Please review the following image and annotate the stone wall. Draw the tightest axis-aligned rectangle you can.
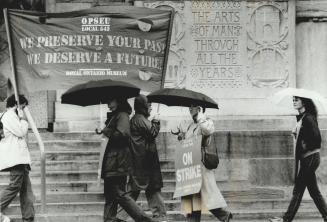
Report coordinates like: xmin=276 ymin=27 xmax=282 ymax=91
xmin=157 ymin=129 xmax=327 ymax=189
xmin=3 ymin=0 xmax=327 ymax=128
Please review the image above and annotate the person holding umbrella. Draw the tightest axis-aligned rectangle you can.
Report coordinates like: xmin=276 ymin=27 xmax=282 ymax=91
xmin=175 ymin=105 xmax=232 ymax=222
xmin=147 ymin=88 xmax=232 ymax=222
xmin=269 ymin=96 xmax=327 ymax=222
xmin=61 ymin=79 xmax=156 ymax=222
xmin=100 ymin=97 xmax=157 ymax=222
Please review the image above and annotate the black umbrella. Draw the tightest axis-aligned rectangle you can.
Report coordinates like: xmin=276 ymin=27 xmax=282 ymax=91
xmin=61 ymin=79 xmax=140 ymax=106
xmin=147 ymin=88 xmax=218 ymax=109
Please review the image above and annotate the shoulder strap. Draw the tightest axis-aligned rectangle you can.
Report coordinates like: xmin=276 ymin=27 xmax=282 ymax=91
xmin=0 ymin=111 xmax=6 ymax=121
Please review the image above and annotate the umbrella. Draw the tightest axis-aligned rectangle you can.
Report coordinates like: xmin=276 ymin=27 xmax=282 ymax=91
xmin=269 ymin=87 xmax=327 ymax=114
xmin=147 ymin=88 xmax=218 ymax=109
xmin=61 ymin=79 xmax=140 ymax=106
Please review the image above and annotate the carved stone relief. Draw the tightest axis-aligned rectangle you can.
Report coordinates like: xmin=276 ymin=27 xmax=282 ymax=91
xmin=144 ymin=1 xmax=187 ymax=88
xmin=246 ymin=1 xmax=290 ymax=88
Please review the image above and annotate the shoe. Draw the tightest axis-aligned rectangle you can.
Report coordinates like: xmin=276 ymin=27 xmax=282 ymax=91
xmin=0 ymin=214 xmax=10 ymax=222
xmin=268 ymin=217 xmax=283 ymax=222
xmin=223 ymin=212 xmax=232 ymax=222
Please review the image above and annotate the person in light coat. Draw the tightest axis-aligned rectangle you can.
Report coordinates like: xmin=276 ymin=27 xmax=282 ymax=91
xmin=176 ymin=105 xmax=232 ymax=222
xmin=0 ymin=95 xmax=34 ymax=222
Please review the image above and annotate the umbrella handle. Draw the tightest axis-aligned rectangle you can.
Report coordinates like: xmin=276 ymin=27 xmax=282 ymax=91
xmin=95 ymin=128 xmax=103 ymax=135
xmin=171 ymin=128 xmax=180 ymax=135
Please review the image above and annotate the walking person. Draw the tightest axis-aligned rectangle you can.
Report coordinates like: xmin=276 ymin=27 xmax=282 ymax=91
xmin=269 ymin=96 xmax=327 ymax=222
xmin=116 ymin=95 xmax=167 ymax=221
xmin=100 ymin=97 xmax=156 ymax=222
xmin=175 ymin=105 xmax=232 ymax=222
xmin=0 ymin=95 xmax=34 ymax=222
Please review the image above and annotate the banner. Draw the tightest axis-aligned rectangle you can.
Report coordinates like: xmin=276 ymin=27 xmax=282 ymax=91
xmin=5 ymin=6 xmax=173 ymax=93
xmin=173 ymin=136 xmax=202 ymax=198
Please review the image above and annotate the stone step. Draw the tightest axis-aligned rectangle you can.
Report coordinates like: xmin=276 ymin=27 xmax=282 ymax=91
xmin=31 ymin=150 xmax=100 ymax=161
xmin=30 ymin=159 xmax=175 ymax=171
xmin=28 ymin=140 xmax=177 ymax=160
xmin=0 ymin=170 xmax=176 ymax=183
xmin=27 ymin=132 xmax=100 ymax=142
xmin=6 ymin=187 xmax=285 ymax=204
xmin=28 ymin=140 xmax=102 ymax=151
xmin=3 ymin=208 xmax=324 ymax=221
xmin=0 ymin=180 xmax=252 ymax=194
xmin=0 ymin=180 xmax=177 ymax=193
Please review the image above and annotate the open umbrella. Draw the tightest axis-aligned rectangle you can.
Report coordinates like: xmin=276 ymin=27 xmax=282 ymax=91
xmin=147 ymin=88 xmax=218 ymax=109
xmin=269 ymin=87 xmax=327 ymax=114
xmin=61 ymin=79 xmax=140 ymax=106
xmin=61 ymin=79 xmax=140 ymax=187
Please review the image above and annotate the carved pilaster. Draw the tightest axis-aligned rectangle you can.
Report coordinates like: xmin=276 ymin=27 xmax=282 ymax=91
xmin=140 ymin=1 xmax=187 ymax=88
xmin=246 ymin=1 xmax=291 ymax=88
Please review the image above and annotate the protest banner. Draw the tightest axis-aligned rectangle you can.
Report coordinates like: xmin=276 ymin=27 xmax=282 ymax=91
xmin=4 ymin=6 xmax=173 ymax=93
xmin=173 ymin=136 xmax=202 ymax=198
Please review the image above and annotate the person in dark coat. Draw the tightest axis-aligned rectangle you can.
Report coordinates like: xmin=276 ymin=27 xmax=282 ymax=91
xmin=116 ymin=95 xmax=167 ymax=221
xmin=101 ymin=97 xmax=156 ymax=222
xmin=269 ymin=96 xmax=327 ymax=222
xmin=131 ymin=95 xmax=166 ymax=218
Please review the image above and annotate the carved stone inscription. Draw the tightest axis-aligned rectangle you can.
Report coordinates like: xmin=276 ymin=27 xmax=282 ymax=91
xmin=189 ymin=1 xmax=245 ymax=92
xmin=141 ymin=0 xmax=295 ymax=99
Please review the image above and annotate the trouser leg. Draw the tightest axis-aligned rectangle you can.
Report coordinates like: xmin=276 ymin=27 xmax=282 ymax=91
xmin=104 ymin=176 xmax=154 ymax=222
xmin=145 ymin=189 xmax=166 ymax=218
xmin=305 ymin=154 xmax=327 ymax=219
xmin=19 ymin=167 xmax=35 ymax=222
xmin=186 ymin=211 xmax=201 ymax=222
xmin=283 ymin=154 xmax=319 ymax=221
xmin=116 ymin=189 xmax=141 ymax=221
xmin=0 ymin=166 xmax=24 ymax=212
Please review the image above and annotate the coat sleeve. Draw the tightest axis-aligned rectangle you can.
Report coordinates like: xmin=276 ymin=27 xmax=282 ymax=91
xmin=2 ymin=112 xmax=28 ymax=138
xmin=301 ymin=115 xmax=321 ymax=149
xmin=199 ymin=118 xmax=215 ymax=136
xmin=103 ymin=112 xmax=130 ymax=140
xmin=134 ymin=117 xmax=160 ymax=141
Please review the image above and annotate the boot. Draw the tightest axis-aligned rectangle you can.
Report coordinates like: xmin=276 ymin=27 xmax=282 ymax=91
xmin=223 ymin=212 xmax=232 ymax=222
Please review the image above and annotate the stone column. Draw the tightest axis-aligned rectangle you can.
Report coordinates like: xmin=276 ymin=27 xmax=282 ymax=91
xmin=296 ymin=1 xmax=327 ymax=97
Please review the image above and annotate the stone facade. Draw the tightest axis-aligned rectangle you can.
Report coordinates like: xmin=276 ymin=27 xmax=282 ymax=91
xmin=1 ymin=0 xmax=327 ymax=125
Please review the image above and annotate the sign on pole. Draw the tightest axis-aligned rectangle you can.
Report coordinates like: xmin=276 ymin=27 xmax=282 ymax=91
xmin=173 ymin=137 xmax=202 ymax=198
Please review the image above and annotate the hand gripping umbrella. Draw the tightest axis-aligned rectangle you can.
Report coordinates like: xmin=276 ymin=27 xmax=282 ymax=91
xmin=147 ymin=88 xmax=218 ymax=136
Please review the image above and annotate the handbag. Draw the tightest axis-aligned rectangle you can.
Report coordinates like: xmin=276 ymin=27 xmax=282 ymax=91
xmin=201 ymin=134 xmax=219 ymax=169
xmin=0 ymin=112 xmax=6 ymax=141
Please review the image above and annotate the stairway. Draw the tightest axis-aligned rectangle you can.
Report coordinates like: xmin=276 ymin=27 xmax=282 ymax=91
xmin=0 ymin=131 xmax=324 ymax=222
